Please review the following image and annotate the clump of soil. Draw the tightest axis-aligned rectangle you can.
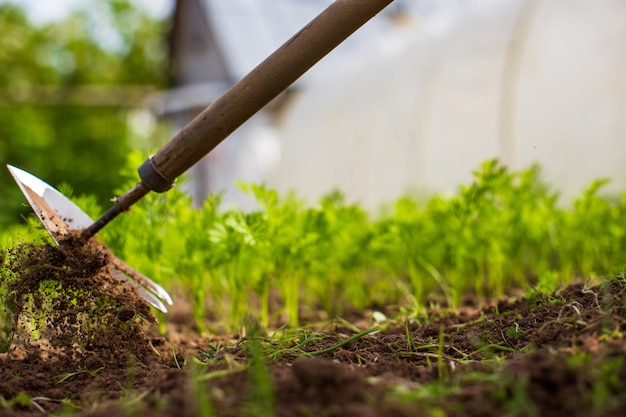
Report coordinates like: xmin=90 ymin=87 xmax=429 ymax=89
xmin=0 ymin=239 xmax=155 ymax=367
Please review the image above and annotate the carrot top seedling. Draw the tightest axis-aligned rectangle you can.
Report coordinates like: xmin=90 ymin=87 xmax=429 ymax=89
xmin=4 ymin=157 xmax=626 ymax=334
xmin=21 ymin=158 xmax=607 ymax=332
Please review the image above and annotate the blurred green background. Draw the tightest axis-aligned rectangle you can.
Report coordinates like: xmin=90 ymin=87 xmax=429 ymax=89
xmin=0 ymin=1 xmax=168 ymax=227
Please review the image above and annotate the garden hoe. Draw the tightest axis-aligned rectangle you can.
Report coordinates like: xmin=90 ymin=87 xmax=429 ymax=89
xmin=7 ymin=0 xmax=394 ymax=314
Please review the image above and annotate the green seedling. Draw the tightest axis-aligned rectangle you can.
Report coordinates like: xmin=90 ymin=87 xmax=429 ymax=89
xmin=506 ymin=322 xmax=524 ymax=341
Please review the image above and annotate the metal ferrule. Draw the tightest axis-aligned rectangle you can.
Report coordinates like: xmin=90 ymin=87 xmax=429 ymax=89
xmin=138 ymin=156 xmax=174 ymax=193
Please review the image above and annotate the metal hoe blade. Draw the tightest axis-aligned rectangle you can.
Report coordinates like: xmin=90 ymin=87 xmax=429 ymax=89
xmin=7 ymin=165 xmax=173 ymax=314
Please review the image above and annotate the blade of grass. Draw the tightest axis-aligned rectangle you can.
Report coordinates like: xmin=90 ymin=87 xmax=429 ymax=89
xmin=298 ymin=325 xmax=381 ymax=357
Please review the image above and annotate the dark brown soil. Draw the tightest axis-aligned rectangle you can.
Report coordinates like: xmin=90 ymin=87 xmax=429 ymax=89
xmin=2 ymin=242 xmax=626 ymax=416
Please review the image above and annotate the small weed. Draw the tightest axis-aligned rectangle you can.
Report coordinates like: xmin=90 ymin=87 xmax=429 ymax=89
xmin=200 ymin=343 xmax=225 ymax=362
xmin=299 ymin=325 xmax=380 ymax=358
xmin=264 ymin=329 xmax=325 ymax=360
xmin=505 ymin=322 xmax=524 ymax=340
xmin=56 ymin=367 xmax=105 ymax=383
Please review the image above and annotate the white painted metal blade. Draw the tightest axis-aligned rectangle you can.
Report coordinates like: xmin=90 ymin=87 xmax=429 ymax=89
xmin=7 ymin=164 xmax=173 ymax=313
xmin=8 ymin=165 xmax=93 ymax=244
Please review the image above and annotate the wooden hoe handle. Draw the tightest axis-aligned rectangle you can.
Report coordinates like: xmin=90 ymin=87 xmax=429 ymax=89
xmin=83 ymin=0 xmax=394 ymax=240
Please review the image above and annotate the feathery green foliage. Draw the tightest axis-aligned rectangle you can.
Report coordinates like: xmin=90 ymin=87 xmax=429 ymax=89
xmin=5 ymin=158 xmax=626 ymax=332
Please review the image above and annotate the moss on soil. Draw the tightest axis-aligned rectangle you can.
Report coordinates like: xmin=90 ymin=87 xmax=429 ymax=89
xmin=0 ymin=242 xmax=155 ymax=365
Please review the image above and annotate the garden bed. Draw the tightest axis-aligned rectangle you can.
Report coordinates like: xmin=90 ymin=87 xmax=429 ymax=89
xmin=2 ymin=241 xmax=626 ymax=417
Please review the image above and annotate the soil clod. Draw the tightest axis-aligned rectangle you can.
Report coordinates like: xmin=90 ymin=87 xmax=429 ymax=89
xmin=1 ymin=241 xmax=156 ymax=365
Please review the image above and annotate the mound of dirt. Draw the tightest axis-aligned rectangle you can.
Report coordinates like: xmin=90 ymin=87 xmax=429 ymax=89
xmin=0 ymin=240 xmax=156 ymax=367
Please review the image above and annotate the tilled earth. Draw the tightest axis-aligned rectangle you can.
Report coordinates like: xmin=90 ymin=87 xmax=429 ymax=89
xmin=2 ymin=242 xmax=626 ymax=416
